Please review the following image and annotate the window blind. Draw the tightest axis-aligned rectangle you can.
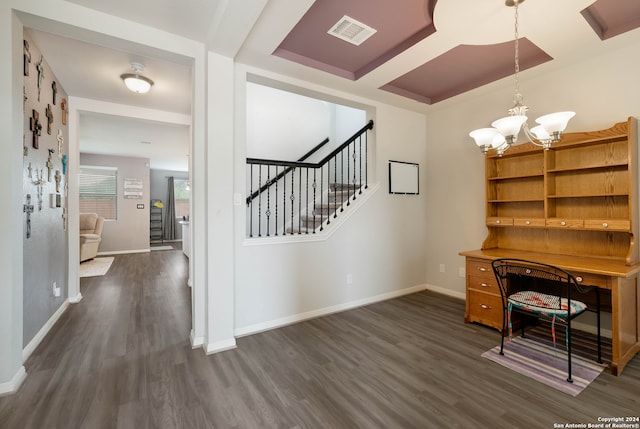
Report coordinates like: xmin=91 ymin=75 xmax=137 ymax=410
xmin=79 ymin=166 xmax=117 ymax=220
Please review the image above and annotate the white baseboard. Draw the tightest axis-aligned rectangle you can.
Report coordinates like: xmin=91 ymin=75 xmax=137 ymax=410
xmin=204 ymin=338 xmax=237 ymax=355
xmin=234 ymin=283 xmax=428 ymax=338
xmin=23 ymin=299 xmax=70 ymax=362
xmin=68 ymin=292 xmax=83 ymax=304
xmin=0 ymin=366 xmax=26 ymax=397
xmin=97 ymin=249 xmax=150 ymax=256
xmin=190 ymin=330 xmax=204 ymax=348
xmin=424 ymin=283 xmax=466 ymax=300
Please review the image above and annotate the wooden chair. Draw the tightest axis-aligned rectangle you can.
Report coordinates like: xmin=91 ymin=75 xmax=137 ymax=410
xmin=491 ymin=258 xmax=602 ymax=383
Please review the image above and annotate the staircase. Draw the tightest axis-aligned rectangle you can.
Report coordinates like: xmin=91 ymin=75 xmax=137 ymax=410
xmin=287 ymin=183 xmax=361 ymax=234
xmin=246 ymin=120 xmax=374 ymax=238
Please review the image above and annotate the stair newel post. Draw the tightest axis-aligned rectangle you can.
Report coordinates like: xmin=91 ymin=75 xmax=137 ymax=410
xmin=257 ymin=164 xmax=263 ymax=237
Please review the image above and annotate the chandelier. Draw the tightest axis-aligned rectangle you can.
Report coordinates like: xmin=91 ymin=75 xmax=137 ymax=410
xmin=469 ymin=0 xmax=575 ymax=156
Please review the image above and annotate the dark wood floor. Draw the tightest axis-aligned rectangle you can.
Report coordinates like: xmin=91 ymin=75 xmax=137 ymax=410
xmin=1 ymin=249 xmax=638 ymax=428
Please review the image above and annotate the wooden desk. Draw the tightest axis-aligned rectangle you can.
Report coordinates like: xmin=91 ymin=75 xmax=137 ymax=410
xmin=460 ymin=248 xmax=640 ymax=376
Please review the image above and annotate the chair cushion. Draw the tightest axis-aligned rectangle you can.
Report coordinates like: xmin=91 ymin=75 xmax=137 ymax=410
xmin=508 ymin=290 xmax=587 ymax=318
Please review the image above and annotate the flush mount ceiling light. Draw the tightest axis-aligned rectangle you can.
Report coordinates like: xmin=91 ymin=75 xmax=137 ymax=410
xmin=120 ymin=62 xmax=154 ymax=94
xmin=469 ymin=0 xmax=575 ymax=156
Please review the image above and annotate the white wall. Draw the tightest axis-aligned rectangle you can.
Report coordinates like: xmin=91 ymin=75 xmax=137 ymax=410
xmin=246 ymin=82 xmax=366 ymax=162
xmin=424 ymin=36 xmax=640 ymax=297
xmin=0 ymin=7 xmax=26 ymax=393
xmin=246 ymin=82 xmax=330 ymax=160
xmin=80 ymin=153 xmax=150 ymax=253
xmin=0 ymin=0 xmax=208 ymax=393
xmin=235 ymin=68 xmax=428 ymax=333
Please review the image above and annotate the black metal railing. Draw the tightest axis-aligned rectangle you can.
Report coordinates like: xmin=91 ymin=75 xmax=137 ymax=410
xmin=246 ymin=137 xmax=329 ymax=205
xmin=246 ymin=120 xmax=373 ymax=237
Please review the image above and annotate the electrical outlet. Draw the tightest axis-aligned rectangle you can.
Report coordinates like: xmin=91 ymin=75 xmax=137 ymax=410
xmin=439 ymin=263 xmax=445 ymax=273
xmin=459 ymin=267 xmax=466 ymax=278
xmin=52 ymin=281 xmax=61 ymax=297
xmin=346 ymin=273 xmax=353 ymax=285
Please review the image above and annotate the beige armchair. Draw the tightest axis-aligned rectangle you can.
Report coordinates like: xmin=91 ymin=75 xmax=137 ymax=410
xmin=79 ymin=213 xmax=104 ymax=262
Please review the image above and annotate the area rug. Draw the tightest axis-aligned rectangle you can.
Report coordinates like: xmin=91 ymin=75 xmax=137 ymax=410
xmin=79 ymin=257 xmax=114 ymax=278
xmin=150 ymin=245 xmax=174 ymax=251
xmin=482 ymin=335 xmax=607 ymax=396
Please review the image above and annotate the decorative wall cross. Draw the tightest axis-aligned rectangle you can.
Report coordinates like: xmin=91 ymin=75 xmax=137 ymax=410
xmin=60 ymin=99 xmax=68 ymax=125
xmin=36 ymin=55 xmax=44 ymax=101
xmin=33 ymin=170 xmax=45 ymax=211
xmin=55 ymin=170 xmax=62 ymax=193
xmin=45 ymin=104 xmax=53 ymax=135
xmin=51 ymin=81 xmax=57 ymax=105
xmin=47 ymin=149 xmax=54 ymax=181
xmin=24 ymin=194 xmax=34 ymax=239
xmin=57 ymin=129 xmax=64 ymax=159
xmin=23 ymin=40 xmax=31 ymax=76
xmin=30 ymin=109 xmax=42 ymax=149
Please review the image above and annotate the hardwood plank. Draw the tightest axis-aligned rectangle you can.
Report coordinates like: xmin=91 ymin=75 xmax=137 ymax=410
xmin=0 ymin=248 xmax=639 ymax=428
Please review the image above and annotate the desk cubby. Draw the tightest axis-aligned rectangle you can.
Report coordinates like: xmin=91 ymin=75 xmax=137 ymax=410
xmin=481 ymin=118 xmax=638 ymax=264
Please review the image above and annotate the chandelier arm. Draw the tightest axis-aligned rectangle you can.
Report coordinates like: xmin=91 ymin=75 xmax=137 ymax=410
xmin=468 ymin=0 xmax=574 ymax=155
xmin=522 ymin=122 xmax=552 ymax=149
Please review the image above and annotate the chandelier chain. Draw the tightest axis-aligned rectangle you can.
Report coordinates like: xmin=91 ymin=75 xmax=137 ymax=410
xmin=513 ymin=3 xmax=520 ymax=102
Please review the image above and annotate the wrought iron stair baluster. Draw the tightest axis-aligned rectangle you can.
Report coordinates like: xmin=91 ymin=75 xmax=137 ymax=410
xmin=245 ymin=120 xmax=373 ymax=236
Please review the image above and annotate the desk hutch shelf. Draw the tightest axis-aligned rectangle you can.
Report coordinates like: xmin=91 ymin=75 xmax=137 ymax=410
xmin=482 ymin=118 xmax=638 ymax=263
xmin=461 ymin=117 xmax=640 ymax=376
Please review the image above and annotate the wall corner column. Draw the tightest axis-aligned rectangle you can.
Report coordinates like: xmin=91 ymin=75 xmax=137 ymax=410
xmin=203 ymin=51 xmax=236 ymax=353
xmin=0 ymin=7 xmax=26 ymax=395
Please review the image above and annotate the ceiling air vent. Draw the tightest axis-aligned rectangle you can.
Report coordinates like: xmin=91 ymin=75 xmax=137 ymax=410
xmin=327 ymin=15 xmax=377 ymax=46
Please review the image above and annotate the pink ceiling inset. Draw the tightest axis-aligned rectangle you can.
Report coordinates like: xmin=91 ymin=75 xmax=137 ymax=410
xmin=581 ymin=0 xmax=640 ymax=40
xmin=272 ymin=0 xmax=640 ymax=106
xmin=273 ymin=0 xmax=438 ymax=80
xmin=380 ymin=39 xmax=552 ymax=105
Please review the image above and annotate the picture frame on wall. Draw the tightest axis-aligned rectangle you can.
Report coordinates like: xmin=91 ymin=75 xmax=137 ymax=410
xmin=388 ymin=160 xmax=419 ymax=195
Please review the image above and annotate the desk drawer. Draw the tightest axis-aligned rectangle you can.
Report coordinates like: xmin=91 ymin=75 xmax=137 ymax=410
xmin=467 ymin=258 xmax=493 ymax=277
xmin=584 ymin=219 xmax=630 ymax=231
xmin=513 ymin=218 xmax=546 ymax=227
xmin=467 ymin=290 xmax=503 ymax=330
xmin=572 ymin=271 xmax=611 ymax=290
xmin=468 ymin=274 xmax=500 ymax=294
xmin=546 ymin=219 xmax=584 ymax=229
xmin=487 ymin=217 xmax=513 ymax=227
